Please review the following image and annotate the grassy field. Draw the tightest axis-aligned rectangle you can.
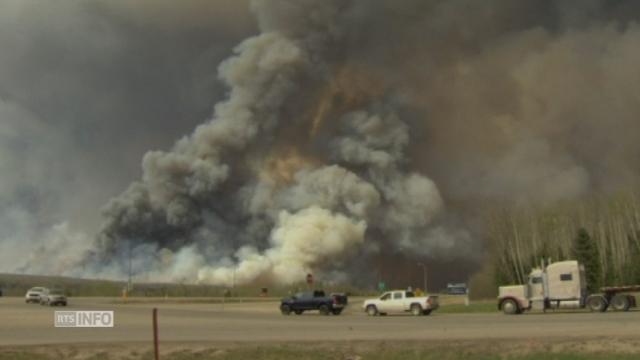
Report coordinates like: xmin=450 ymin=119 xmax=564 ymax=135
xmin=0 ymin=273 xmax=489 ymax=302
xmin=2 ymin=349 xmax=637 ymax=360
xmin=2 ymin=340 xmax=640 ymax=360
xmin=437 ymin=301 xmax=497 ymax=314
xmin=0 ymin=273 xmax=125 ymax=297
xmin=431 ymin=293 xmax=498 ymax=314
xmin=0 ymin=271 xmax=501 ymax=314
xmin=0 ymin=273 xmax=376 ymax=298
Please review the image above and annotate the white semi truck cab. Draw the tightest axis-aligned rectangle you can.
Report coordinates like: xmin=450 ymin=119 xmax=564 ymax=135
xmin=498 ymin=260 xmax=638 ymax=314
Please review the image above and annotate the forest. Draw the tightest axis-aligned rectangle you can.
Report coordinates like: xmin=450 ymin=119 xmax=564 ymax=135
xmin=485 ymin=192 xmax=640 ymax=292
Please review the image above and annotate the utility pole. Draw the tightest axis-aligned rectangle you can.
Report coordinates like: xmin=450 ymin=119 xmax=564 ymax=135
xmin=232 ymin=265 xmax=236 ymax=297
xmin=417 ymin=262 xmax=427 ymax=293
xmin=128 ymin=239 xmax=133 ymax=292
xmin=152 ymin=308 xmax=159 ymax=360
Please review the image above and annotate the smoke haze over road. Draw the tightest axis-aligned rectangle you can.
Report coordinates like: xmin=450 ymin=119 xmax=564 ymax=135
xmin=3 ymin=0 xmax=640 ymax=288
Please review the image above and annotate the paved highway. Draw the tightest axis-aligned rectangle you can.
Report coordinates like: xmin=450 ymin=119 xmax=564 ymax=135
xmin=1 ymin=297 xmax=639 ymax=346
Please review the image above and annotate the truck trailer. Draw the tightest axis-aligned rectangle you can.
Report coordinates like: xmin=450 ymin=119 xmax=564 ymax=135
xmin=498 ymin=260 xmax=639 ymax=314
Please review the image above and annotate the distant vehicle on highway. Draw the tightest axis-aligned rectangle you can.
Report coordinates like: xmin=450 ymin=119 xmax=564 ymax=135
xmin=25 ymin=287 xmax=48 ymax=304
xmin=280 ymin=290 xmax=348 ymax=315
xmin=0 ymin=287 xmax=3 ymax=297
xmin=363 ymin=290 xmax=439 ymax=316
xmin=446 ymin=283 xmax=468 ymax=295
xmin=39 ymin=288 xmax=68 ymax=307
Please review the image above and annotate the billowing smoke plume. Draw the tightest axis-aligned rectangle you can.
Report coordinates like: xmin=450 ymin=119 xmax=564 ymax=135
xmin=87 ymin=0 xmax=468 ymax=286
xmin=5 ymin=0 xmax=640 ymax=287
xmin=0 ymin=0 xmax=254 ymax=273
xmin=198 ymin=207 xmax=366 ymax=285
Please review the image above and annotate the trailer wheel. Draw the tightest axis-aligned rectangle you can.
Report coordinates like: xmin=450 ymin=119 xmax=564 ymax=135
xmin=587 ymin=295 xmax=608 ymax=312
xmin=611 ymin=295 xmax=631 ymax=312
xmin=501 ymin=299 xmax=519 ymax=315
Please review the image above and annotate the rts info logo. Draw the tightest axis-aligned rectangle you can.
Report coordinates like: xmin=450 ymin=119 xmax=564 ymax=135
xmin=55 ymin=311 xmax=114 ymax=328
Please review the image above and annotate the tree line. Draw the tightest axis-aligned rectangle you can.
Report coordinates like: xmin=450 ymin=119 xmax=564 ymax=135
xmin=486 ymin=192 xmax=640 ymax=291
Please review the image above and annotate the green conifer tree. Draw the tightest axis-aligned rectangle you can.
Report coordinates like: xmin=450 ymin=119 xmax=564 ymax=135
xmin=572 ymin=228 xmax=601 ymax=293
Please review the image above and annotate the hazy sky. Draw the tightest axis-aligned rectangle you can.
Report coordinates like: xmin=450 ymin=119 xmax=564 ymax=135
xmin=0 ymin=1 xmax=256 ymax=267
xmin=0 ymin=0 xmax=255 ymax=232
xmin=3 ymin=1 xmax=640 ymax=286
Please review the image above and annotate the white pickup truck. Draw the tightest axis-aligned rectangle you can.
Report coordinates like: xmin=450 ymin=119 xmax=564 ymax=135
xmin=363 ymin=290 xmax=439 ymax=316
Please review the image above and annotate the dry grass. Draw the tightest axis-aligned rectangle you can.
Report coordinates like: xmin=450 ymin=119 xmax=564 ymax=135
xmin=3 ymin=338 xmax=640 ymax=360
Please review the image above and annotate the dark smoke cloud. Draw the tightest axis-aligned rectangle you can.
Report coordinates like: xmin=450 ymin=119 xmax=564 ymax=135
xmin=3 ymin=0 xmax=640 ymax=289
xmin=0 ymin=0 xmax=255 ymax=270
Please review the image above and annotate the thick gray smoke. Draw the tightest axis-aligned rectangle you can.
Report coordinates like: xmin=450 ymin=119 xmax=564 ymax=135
xmin=0 ymin=0 xmax=254 ymax=273
xmin=90 ymin=0 xmax=466 ymax=286
xmin=5 ymin=0 xmax=640 ymax=288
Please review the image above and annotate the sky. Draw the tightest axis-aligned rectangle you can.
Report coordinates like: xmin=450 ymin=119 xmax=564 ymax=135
xmin=2 ymin=0 xmax=640 ymax=288
xmin=0 ymin=0 xmax=255 ymax=267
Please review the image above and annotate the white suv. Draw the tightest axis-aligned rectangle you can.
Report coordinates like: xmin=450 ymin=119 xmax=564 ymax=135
xmin=40 ymin=288 xmax=68 ymax=306
xmin=25 ymin=287 xmax=48 ymax=304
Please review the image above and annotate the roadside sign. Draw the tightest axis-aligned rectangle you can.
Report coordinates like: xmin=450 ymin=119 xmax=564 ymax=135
xmin=378 ymin=282 xmax=386 ymax=292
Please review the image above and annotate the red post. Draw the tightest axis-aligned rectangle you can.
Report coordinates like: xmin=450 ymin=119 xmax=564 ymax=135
xmin=306 ymin=273 xmax=313 ymax=290
xmin=153 ymin=308 xmax=159 ymax=360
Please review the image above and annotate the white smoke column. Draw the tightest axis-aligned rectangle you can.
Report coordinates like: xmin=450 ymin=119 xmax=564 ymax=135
xmin=331 ymin=108 xmax=460 ymax=256
xmin=45 ymin=0 xmax=469 ymax=285
xmin=99 ymin=32 xmax=309 ymax=243
xmin=197 ymin=207 xmax=366 ymax=285
xmin=20 ymin=223 xmax=93 ymax=276
xmin=269 ymin=165 xmax=382 ymax=220
xmin=96 ymin=0 xmax=345 ymax=253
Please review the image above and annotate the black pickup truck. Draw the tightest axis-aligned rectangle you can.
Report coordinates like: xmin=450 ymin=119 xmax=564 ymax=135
xmin=280 ymin=290 xmax=348 ymax=315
